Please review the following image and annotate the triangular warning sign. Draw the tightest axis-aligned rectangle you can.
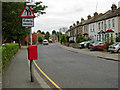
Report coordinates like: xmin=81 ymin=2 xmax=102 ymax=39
xmin=19 ymin=4 xmax=35 ymax=18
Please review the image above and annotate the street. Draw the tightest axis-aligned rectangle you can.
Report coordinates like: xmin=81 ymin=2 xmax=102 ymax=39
xmin=35 ymin=43 xmax=118 ymax=88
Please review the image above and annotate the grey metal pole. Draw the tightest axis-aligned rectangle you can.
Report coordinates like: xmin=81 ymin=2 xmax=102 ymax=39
xmin=30 ymin=28 xmax=32 ymax=45
xmin=30 ymin=27 xmax=34 ymax=82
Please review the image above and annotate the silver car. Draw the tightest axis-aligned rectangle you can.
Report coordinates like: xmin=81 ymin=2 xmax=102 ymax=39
xmin=108 ymin=42 xmax=120 ymax=53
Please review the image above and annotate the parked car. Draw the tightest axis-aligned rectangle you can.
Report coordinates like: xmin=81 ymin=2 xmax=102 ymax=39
xmin=87 ymin=40 xmax=97 ymax=49
xmin=43 ymin=39 xmax=49 ymax=45
xmin=89 ymin=41 xmax=104 ymax=51
xmin=97 ymin=42 xmax=105 ymax=50
xmin=79 ymin=41 xmax=88 ymax=49
xmin=108 ymin=42 xmax=120 ymax=53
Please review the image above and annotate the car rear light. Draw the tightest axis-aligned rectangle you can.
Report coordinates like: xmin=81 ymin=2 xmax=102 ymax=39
xmin=113 ymin=47 xmax=116 ymax=49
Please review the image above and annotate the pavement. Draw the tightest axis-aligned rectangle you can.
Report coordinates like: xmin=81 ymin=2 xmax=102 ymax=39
xmin=2 ymin=47 xmax=49 ymax=89
xmin=58 ymin=43 xmax=120 ymax=61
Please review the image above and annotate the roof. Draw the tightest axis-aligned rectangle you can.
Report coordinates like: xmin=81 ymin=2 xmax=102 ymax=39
xmin=97 ymin=8 xmax=120 ymax=22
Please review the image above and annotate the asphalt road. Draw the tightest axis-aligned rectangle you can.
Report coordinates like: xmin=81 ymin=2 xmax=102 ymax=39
xmin=36 ymin=43 xmax=118 ymax=88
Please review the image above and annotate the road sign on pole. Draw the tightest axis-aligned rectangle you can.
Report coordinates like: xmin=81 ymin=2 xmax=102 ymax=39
xmin=22 ymin=18 xmax=34 ymax=27
xmin=19 ymin=4 xmax=35 ymax=18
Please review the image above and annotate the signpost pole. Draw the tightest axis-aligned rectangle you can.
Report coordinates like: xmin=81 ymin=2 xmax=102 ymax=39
xmin=19 ymin=2 xmax=36 ymax=82
xmin=30 ymin=27 xmax=34 ymax=82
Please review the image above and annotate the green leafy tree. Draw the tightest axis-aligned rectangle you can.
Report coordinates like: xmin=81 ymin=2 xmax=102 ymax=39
xmin=2 ymin=2 xmax=47 ymax=48
xmin=41 ymin=31 xmax=45 ymax=34
xmin=52 ymin=30 xmax=56 ymax=35
xmin=60 ymin=34 xmax=67 ymax=44
xmin=2 ymin=2 xmax=30 ymax=48
xmin=45 ymin=31 xmax=50 ymax=40
xmin=56 ymin=32 xmax=62 ymax=41
xmin=37 ymin=30 xmax=41 ymax=33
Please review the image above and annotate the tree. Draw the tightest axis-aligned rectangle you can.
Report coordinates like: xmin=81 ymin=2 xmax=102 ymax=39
xmin=37 ymin=30 xmax=41 ymax=33
xmin=38 ymin=36 xmax=43 ymax=44
xmin=2 ymin=2 xmax=30 ymax=48
xmin=41 ymin=31 xmax=45 ymax=34
xmin=56 ymin=31 xmax=62 ymax=41
xmin=60 ymin=34 xmax=67 ymax=44
xmin=45 ymin=31 xmax=50 ymax=40
xmin=52 ymin=30 xmax=56 ymax=35
xmin=2 ymin=2 xmax=47 ymax=48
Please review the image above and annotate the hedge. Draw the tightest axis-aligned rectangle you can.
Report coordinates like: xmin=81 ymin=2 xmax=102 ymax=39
xmin=2 ymin=43 xmax=19 ymax=70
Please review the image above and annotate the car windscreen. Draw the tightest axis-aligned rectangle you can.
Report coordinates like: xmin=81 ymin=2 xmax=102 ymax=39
xmin=43 ymin=41 xmax=48 ymax=42
xmin=112 ymin=42 xmax=119 ymax=46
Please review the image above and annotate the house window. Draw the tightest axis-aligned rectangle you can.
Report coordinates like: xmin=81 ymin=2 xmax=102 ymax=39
xmin=98 ymin=23 xmax=100 ymax=30
xmin=104 ymin=20 xmax=107 ymax=31
xmin=112 ymin=19 xmax=115 ymax=28
xmin=93 ymin=24 xmax=94 ymax=32
xmin=102 ymin=22 xmax=103 ymax=30
xmin=108 ymin=20 xmax=111 ymax=29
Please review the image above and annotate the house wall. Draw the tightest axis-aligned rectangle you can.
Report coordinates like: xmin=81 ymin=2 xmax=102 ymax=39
xmin=96 ymin=16 xmax=118 ymax=42
xmin=89 ymin=22 xmax=97 ymax=41
xmin=118 ymin=16 xmax=120 ymax=34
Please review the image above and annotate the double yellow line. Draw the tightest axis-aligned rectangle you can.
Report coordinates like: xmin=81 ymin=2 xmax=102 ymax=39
xmin=33 ymin=61 xmax=62 ymax=90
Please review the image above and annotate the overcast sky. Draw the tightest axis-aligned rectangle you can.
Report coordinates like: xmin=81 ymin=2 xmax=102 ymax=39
xmin=32 ymin=0 xmax=120 ymax=34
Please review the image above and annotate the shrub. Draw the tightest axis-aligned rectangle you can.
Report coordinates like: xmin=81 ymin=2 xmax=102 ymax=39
xmin=2 ymin=43 xmax=19 ymax=70
xmin=69 ymin=40 xmax=75 ymax=43
xmin=60 ymin=34 xmax=67 ymax=44
xmin=38 ymin=36 xmax=44 ymax=44
xmin=25 ymin=40 xmax=28 ymax=45
xmin=49 ymin=40 xmax=52 ymax=43
xmin=103 ymin=42 xmax=113 ymax=52
xmin=76 ymin=36 xmax=88 ymax=43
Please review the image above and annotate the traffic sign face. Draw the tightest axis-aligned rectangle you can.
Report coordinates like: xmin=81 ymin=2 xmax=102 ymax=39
xmin=22 ymin=18 xmax=34 ymax=27
xmin=19 ymin=4 xmax=35 ymax=18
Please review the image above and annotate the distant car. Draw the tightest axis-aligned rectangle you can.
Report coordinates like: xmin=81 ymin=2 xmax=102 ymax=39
xmin=79 ymin=41 xmax=89 ymax=49
xmin=97 ymin=42 xmax=105 ymax=50
xmin=108 ymin=42 xmax=120 ymax=53
xmin=43 ymin=39 xmax=49 ymax=45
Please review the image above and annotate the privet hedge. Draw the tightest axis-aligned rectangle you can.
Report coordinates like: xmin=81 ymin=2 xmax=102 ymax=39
xmin=2 ymin=43 xmax=19 ymax=70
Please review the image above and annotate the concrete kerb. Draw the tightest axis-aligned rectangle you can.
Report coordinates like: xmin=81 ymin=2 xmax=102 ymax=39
xmin=57 ymin=44 xmax=119 ymax=62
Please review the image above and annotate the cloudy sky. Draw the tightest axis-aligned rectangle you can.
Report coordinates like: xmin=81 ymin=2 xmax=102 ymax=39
xmin=32 ymin=0 xmax=120 ymax=33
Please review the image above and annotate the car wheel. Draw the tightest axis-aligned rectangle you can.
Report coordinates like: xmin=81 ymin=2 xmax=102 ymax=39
xmin=90 ymin=48 xmax=93 ymax=51
xmin=117 ymin=49 xmax=120 ymax=53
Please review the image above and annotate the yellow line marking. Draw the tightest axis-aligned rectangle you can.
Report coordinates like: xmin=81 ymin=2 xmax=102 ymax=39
xmin=33 ymin=61 xmax=62 ymax=90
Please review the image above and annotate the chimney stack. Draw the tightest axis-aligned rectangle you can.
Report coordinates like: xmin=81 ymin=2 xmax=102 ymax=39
xmin=70 ymin=25 xmax=72 ymax=29
xmin=76 ymin=21 xmax=79 ymax=25
xmin=94 ymin=12 xmax=98 ymax=18
xmin=81 ymin=18 xmax=84 ymax=23
xmin=73 ymin=23 xmax=75 ymax=27
xmin=87 ymin=15 xmax=91 ymax=20
xmin=111 ymin=4 xmax=117 ymax=11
